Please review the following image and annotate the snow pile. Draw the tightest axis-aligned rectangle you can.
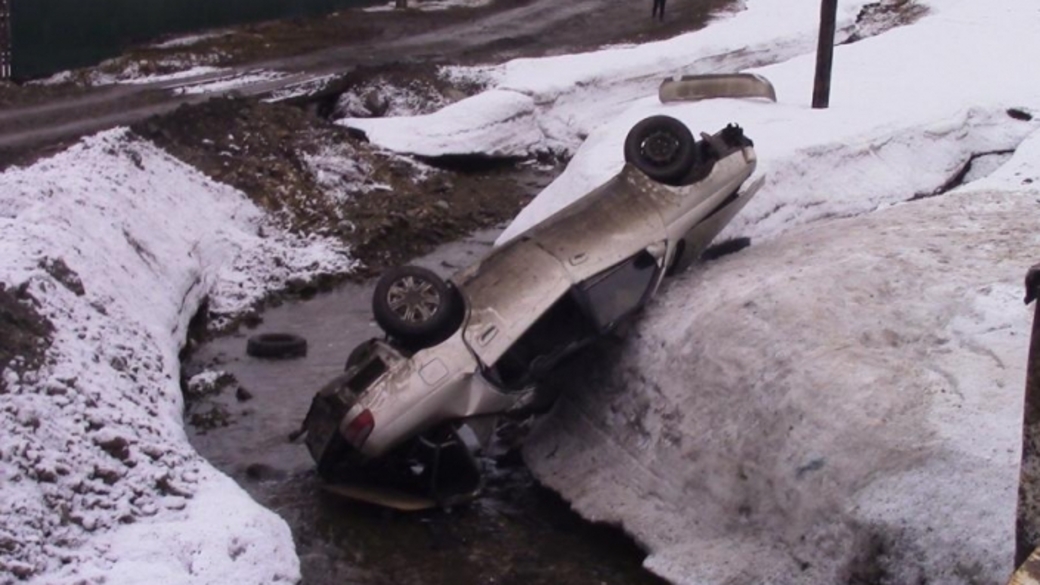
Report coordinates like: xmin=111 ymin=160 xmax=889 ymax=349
xmin=525 ymin=183 xmax=1040 ymax=583
xmin=0 ymin=129 xmax=352 ymax=583
xmin=501 ymin=100 xmax=1039 ymax=244
xmin=333 ymin=77 xmax=461 ymax=119
xmin=340 ymin=0 xmax=883 ymax=157
xmin=342 ymin=89 xmax=542 ymax=157
xmin=504 ymin=0 xmax=1040 ymax=582
xmin=303 ymin=144 xmax=375 ymax=203
xmin=499 ymin=0 xmax=1040 ymax=241
xmin=173 ymin=70 xmax=287 ymax=96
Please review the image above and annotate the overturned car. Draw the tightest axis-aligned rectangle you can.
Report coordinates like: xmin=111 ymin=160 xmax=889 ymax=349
xmin=299 ymin=113 xmax=764 ymax=509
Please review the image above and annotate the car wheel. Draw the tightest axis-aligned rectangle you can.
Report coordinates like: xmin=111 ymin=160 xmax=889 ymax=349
xmin=624 ymin=115 xmax=698 ymax=185
xmin=246 ymin=333 xmax=308 ymax=359
xmin=372 ymin=266 xmax=460 ymax=345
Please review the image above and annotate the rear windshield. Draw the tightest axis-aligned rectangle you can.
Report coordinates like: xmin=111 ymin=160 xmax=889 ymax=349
xmin=347 ymin=358 xmax=388 ymax=393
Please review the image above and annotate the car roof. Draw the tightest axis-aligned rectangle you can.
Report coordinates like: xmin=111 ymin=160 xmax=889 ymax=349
xmin=453 ymin=165 xmax=667 ymax=365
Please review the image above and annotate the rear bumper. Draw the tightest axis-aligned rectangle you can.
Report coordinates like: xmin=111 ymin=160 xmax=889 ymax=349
xmin=658 ymin=73 xmax=777 ymax=104
xmin=302 ymin=374 xmax=366 ymax=471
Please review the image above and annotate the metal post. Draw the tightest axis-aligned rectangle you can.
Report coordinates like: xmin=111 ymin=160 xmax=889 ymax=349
xmin=1016 ymin=264 xmax=1040 ymax=569
xmin=812 ymin=0 xmax=838 ymax=109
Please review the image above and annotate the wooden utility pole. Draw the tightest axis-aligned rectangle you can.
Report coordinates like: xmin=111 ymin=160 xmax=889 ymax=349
xmin=812 ymin=0 xmax=838 ymax=109
xmin=1017 ymin=264 xmax=1040 ymax=568
xmin=0 ymin=0 xmax=10 ymax=80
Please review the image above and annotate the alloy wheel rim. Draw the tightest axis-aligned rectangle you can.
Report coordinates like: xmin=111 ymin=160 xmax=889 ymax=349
xmin=386 ymin=276 xmax=441 ymax=323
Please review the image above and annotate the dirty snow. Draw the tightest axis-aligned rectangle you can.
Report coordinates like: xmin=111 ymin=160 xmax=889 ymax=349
xmin=333 ymin=77 xmax=457 ymax=119
xmin=303 ymin=144 xmax=375 ymax=203
xmin=172 ymin=70 xmax=288 ymax=96
xmin=263 ymin=74 xmax=339 ymax=104
xmin=525 ymin=183 xmax=1040 ymax=584
xmin=0 ymin=130 xmax=353 ymax=583
xmin=116 ymin=66 xmax=228 ymax=87
xmin=363 ymin=0 xmax=493 ymax=13
xmin=34 ymin=64 xmax=228 ymax=88
xmin=88 ymin=56 xmax=228 ymax=87
xmin=152 ymin=31 xmax=233 ymax=50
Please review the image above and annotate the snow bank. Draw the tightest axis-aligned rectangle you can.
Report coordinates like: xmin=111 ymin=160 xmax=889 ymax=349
xmin=525 ymin=185 xmax=1040 ymax=584
xmin=500 ymin=0 xmax=1040 ymax=242
xmin=345 ymin=90 xmax=542 ymax=157
xmin=502 ymin=1 xmax=1040 ymax=582
xmin=0 ymin=130 xmax=352 ymax=583
xmin=340 ymin=0 xmax=879 ymax=157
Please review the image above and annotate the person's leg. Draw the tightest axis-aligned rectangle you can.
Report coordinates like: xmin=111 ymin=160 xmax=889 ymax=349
xmin=659 ymin=0 xmax=667 ymax=20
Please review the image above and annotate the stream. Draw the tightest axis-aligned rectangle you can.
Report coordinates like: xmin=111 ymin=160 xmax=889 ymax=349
xmin=183 ymin=227 xmax=667 ymax=585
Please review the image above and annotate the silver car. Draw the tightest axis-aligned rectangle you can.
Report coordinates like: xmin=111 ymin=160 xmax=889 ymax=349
xmin=300 ymin=112 xmax=765 ymax=509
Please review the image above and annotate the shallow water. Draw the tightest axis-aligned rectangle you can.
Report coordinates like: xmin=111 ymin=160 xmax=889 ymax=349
xmin=184 ymin=227 xmax=667 ymax=585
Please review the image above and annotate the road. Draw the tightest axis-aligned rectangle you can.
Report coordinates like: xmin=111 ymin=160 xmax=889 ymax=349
xmin=0 ymin=0 xmax=734 ymax=156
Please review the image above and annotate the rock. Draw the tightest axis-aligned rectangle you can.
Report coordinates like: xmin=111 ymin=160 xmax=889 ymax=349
xmin=363 ymin=90 xmax=390 ymax=117
xmin=95 ymin=436 xmax=131 ymax=461
xmin=38 ymin=257 xmax=85 ymax=296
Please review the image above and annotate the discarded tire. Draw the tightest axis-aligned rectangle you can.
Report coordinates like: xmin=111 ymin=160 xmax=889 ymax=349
xmin=246 ymin=333 xmax=308 ymax=359
xmin=624 ymin=115 xmax=699 ymax=185
xmin=372 ymin=265 xmax=460 ymax=345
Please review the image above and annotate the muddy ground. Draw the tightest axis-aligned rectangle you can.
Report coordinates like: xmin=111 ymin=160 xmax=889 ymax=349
xmin=131 ymin=95 xmax=559 ymax=284
xmin=0 ymin=284 xmax=54 ymax=394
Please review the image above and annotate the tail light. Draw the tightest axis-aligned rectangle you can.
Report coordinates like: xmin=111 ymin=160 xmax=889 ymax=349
xmin=343 ymin=408 xmax=375 ymax=448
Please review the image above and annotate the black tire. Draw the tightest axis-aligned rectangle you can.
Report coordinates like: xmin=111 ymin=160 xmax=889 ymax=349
xmin=624 ymin=115 xmax=698 ymax=185
xmin=372 ymin=266 xmax=460 ymax=345
xmin=246 ymin=333 xmax=308 ymax=359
